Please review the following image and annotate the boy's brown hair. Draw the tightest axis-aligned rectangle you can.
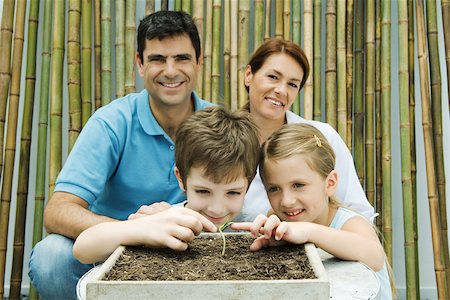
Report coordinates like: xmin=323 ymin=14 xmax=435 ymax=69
xmin=175 ymin=106 xmax=260 ymax=187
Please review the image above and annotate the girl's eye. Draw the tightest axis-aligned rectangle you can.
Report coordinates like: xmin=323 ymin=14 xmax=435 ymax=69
xmin=293 ymin=183 xmax=304 ymax=189
xmin=267 ymin=186 xmax=279 ymax=193
xmin=227 ymin=191 xmax=241 ymax=196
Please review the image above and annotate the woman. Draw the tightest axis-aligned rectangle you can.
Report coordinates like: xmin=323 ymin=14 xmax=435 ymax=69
xmin=240 ymin=38 xmax=375 ymax=222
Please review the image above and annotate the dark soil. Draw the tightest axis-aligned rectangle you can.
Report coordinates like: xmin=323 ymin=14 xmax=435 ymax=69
xmin=103 ymin=234 xmax=316 ymax=281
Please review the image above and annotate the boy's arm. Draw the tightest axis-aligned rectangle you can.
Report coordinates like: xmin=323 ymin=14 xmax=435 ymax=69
xmin=73 ymin=206 xmax=217 ymax=264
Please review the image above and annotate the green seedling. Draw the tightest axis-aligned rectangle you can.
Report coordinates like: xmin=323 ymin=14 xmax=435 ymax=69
xmin=219 ymin=221 xmax=234 ymax=256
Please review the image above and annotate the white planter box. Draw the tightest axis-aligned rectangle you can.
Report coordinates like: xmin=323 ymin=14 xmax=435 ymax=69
xmin=85 ymin=233 xmax=329 ymax=300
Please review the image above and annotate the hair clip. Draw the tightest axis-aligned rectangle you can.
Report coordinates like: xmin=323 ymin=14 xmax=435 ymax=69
xmin=314 ymin=135 xmax=322 ymax=147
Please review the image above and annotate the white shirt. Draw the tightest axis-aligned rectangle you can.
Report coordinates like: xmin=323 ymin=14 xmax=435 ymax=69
xmin=241 ymin=110 xmax=376 ymax=222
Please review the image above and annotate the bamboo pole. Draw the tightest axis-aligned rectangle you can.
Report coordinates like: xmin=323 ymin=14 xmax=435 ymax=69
xmin=345 ymin=0 xmax=354 ymax=148
xmin=115 ymin=0 xmax=125 ymax=98
xmin=9 ymin=1 xmax=39 ymax=297
xmin=264 ymin=0 xmax=271 ymax=41
xmin=29 ymin=1 xmax=53 ymax=299
xmin=416 ymin=1 xmax=447 ymax=297
xmin=336 ymin=0 xmax=346 ymax=138
xmin=203 ymin=0 xmax=213 ymax=101
xmin=161 ymin=0 xmax=168 ymax=11
xmin=146 ymin=0 xmax=155 ymax=15
xmin=211 ymin=0 xmax=221 ymax=105
xmin=82 ymin=0 xmax=92 ymax=126
xmin=0 ymin=0 xmax=15 ymax=183
xmin=275 ymin=0 xmax=283 ymax=39
xmin=407 ymin=0 xmax=419 ymax=294
xmin=292 ymin=0 xmax=301 ymax=115
xmin=304 ymin=0 xmax=314 ymax=120
xmin=224 ymin=0 xmax=231 ymax=109
xmin=67 ymin=0 xmax=82 ymax=152
xmin=101 ymin=0 xmax=112 ymax=106
xmin=381 ymin=0 xmax=392 ymax=266
xmin=283 ymin=0 xmax=291 ymax=40
xmin=94 ymin=0 xmax=102 ymax=110
xmin=313 ymin=0 xmax=322 ymax=121
xmin=125 ymin=0 xmax=136 ymax=94
xmin=254 ymin=0 xmax=264 ymax=50
xmin=192 ymin=0 xmax=204 ymax=98
xmin=181 ymin=0 xmax=191 ymax=14
xmin=427 ymin=0 xmax=450 ymax=291
xmin=375 ymin=0 xmax=383 ymax=234
xmin=365 ymin=0 xmax=375 ymax=207
xmin=49 ymin=0 xmax=65 ymax=207
xmin=0 ymin=1 xmax=27 ymax=296
xmin=443 ymin=0 xmax=450 ymax=108
xmin=353 ymin=0 xmax=365 ymax=186
xmin=230 ymin=0 xmax=238 ymax=111
xmin=398 ymin=1 xmax=419 ymax=298
xmin=238 ymin=0 xmax=250 ymax=108
xmin=325 ymin=0 xmax=336 ymax=129
xmin=175 ymin=0 xmax=181 ymax=11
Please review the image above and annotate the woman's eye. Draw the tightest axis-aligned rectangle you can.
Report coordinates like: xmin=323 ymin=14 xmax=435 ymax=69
xmin=289 ymin=82 xmax=299 ymax=89
xmin=267 ymin=74 xmax=277 ymax=80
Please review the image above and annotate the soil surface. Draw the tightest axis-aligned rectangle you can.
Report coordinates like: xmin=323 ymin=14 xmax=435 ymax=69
xmin=104 ymin=234 xmax=316 ymax=281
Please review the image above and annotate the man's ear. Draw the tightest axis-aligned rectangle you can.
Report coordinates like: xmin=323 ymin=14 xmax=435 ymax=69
xmin=174 ymin=167 xmax=186 ymax=192
xmin=325 ymin=170 xmax=338 ymax=197
xmin=136 ymin=52 xmax=144 ymax=77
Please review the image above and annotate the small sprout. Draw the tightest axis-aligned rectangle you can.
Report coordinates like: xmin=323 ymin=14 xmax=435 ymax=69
xmin=219 ymin=221 xmax=234 ymax=256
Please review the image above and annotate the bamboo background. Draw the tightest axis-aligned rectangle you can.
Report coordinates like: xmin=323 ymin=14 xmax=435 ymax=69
xmin=0 ymin=0 xmax=449 ymax=299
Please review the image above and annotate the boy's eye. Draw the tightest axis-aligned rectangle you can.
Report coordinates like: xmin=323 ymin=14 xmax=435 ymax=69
xmin=293 ymin=183 xmax=304 ymax=189
xmin=195 ymin=189 xmax=210 ymax=194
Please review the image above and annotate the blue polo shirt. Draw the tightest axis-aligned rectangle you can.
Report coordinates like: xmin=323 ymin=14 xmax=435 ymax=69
xmin=54 ymin=89 xmax=212 ymax=220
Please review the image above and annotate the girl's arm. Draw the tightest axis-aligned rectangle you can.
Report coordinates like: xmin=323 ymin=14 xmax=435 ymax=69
xmin=73 ymin=206 xmax=217 ymax=264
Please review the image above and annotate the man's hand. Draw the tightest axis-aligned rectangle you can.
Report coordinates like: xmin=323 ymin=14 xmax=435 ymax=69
xmin=128 ymin=202 xmax=172 ymax=220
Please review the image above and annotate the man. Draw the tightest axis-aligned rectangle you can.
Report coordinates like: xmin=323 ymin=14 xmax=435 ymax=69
xmin=29 ymin=11 xmax=213 ymax=299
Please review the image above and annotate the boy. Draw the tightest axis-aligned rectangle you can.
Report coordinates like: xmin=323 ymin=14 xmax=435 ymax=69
xmin=74 ymin=107 xmax=260 ymax=263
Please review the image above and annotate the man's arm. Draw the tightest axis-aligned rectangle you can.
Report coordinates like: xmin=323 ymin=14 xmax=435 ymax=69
xmin=44 ymin=191 xmax=115 ymax=239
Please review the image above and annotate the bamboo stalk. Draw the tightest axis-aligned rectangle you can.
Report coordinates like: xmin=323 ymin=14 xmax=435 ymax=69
xmin=283 ymin=0 xmax=291 ymax=40
xmin=275 ymin=0 xmax=283 ymax=38
xmin=211 ymin=0 xmax=221 ymax=105
xmin=398 ymin=1 xmax=419 ymax=298
xmin=325 ymin=0 xmax=336 ymax=129
xmin=230 ymin=0 xmax=238 ymax=111
xmin=264 ymin=0 xmax=271 ymax=41
xmin=0 ymin=1 xmax=27 ymax=296
xmin=94 ymin=0 xmax=101 ymax=110
xmin=146 ymin=0 xmax=155 ymax=15
xmin=345 ymin=0 xmax=354 ymax=148
xmin=426 ymin=0 xmax=450 ymax=292
xmin=313 ymin=0 xmax=322 ymax=121
xmin=101 ymin=0 xmax=112 ymax=106
xmin=181 ymin=0 xmax=191 ymax=14
xmin=304 ymin=0 xmax=314 ymax=120
xmin=82 ymin=0 xmax=92 ymax=126
xmin=407 ymin=0 xmax=419 ymax=294
xmin=9 ymin=1 xmax=39 ymax=298
xmin=192 ymin=0 xmax=204 ymax=97
xmin=375 ymin=0 xmax=382 ymax=234
xmin=254 ymin=0 xmax=264 ymax=50
xmin=115 ymin=0 xmax=125 ymax=98
xmin=125 ymin=0 xmax=136 ymax=94
xmin=67 ymin=0 xmax=82 ymax=152
xmin=443 ymin=0 xmax=450 ymax=108
xmin=416 ymin=1 xmax=447 ymax=297
xmin=336 ymin=0 xmax=346 ymax=138
xmin=238 ymin=0 xmax=250 ymax=108
xmin=292 ymin=0 xmax=301 ymax=115
xmin=203 ymin=0 xmax=213 ymax=101
xmin=161 ymin=0 xmax=168 ymax=11
xmin=365 ymin=0 xmax=375 ymax=207
xmin=353 ymin=0 xmax=364 ymax=186
xmin=29 ymin=1 xmax=53 ymax=299
xmin=381 ymin=0 xmax=392 ymax=266
xmin=175 ymin=0 xmax=181 ymax=11
xmin=0 ymin=0 xmax=15 ymax=183
xmin=224 ymin=0 xmax=231 ymax=109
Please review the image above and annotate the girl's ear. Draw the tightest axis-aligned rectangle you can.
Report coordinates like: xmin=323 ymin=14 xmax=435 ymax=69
xmin=174 ymin=167 xmax=186 ymax=192
xmin=325 ymin=170 xmax=338 ymax=197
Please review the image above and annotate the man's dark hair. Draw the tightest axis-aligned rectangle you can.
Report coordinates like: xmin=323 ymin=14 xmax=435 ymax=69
xmin=137 ymin=11 xmax=201 ymax=63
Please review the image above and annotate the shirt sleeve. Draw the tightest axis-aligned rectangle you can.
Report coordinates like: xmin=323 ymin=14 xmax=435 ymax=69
xmin=54 ymin=115 xmax=122 ymax=205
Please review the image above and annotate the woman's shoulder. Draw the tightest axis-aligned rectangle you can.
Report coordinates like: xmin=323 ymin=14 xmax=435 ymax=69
xmin=286 ymin=111 xmax=338 ymax=139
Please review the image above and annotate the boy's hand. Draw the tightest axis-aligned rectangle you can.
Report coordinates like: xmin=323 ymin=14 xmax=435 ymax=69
xmin=128 ymin=201 xmax=172 ymax=220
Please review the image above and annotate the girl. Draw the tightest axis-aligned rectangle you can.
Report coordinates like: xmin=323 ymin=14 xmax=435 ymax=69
xmin=240 ymin=38 xmax=375 ymax=222
xmin=232 ymin=123 xmax=394 ymax=299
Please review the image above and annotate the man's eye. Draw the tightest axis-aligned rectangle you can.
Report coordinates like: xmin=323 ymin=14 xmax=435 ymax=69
xmin=267 ymin=74 xmax=278 ymax=80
